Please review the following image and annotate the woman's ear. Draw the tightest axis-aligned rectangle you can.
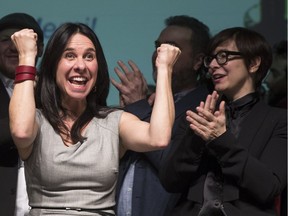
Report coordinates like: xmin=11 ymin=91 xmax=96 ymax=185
xmin=249 ymin=56 xmax=261 ymax=73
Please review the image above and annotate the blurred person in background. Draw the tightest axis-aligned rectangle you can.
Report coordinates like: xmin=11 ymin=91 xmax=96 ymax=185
xmin=111 ymin=15 xmax=212 ymax=216
xmin=0 ymin=12 xmax=43 ymax=216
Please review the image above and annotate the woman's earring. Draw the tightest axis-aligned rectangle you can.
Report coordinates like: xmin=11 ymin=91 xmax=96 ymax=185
xmin=93 ymin=86 xmax=97 ymax=92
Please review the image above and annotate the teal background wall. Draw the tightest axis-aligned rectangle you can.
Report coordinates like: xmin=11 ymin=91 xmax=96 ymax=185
xmin=0 ymin=0 xmax=286 ymax=105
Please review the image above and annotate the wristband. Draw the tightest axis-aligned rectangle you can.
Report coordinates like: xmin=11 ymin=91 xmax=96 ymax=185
xmin=14 ymin=73 xmax=36 ymax=84
xmin=16 ymin=65 xmax=36 ymax=74
xmin=14 ymin=65 xmax=37 ymax=84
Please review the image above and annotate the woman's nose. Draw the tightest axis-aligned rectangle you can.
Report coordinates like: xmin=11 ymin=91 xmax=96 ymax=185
xmin=209 ymin=57 xmax=219 ymax=68
xmin=207 ymin=58 xmax=220 ymax=76
xmin=74 ymin=58 xmax=86 ymax=71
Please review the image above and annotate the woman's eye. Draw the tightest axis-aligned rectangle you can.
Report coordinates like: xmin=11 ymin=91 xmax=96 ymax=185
xmin=219 ymin=53 xmax=227 ymax=59
xmin=85 ymin=53 xmax=95 ymax=61
xmin=65 ymin=53 xmax=75 ymax=60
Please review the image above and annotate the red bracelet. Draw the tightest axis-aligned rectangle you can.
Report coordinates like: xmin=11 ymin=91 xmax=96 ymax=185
xmin=14 ymin=65 xmax=37 ymax=84
xmin=14 ymin=73 xmax=36 ymax=84
xmin=15 ymin=65 xmax=36 ymax=74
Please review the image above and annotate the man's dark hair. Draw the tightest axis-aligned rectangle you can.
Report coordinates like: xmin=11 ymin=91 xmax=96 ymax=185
xmin=165 ymin=15 xmax=212 ymax=89
xmin=165 ymin=15 xmax=211 ymax=56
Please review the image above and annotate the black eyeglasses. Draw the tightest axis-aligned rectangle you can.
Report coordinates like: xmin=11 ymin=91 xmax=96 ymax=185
xmin=204 ymin=50 xmax=243 ymax=68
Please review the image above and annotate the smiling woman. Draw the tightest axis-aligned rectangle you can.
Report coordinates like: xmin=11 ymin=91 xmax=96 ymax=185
xmin=159 ymin=27 xmax=287 ymax=216
xmin=9 ymin=22 xmax=181 ymax=215
xmin=56 ymin=34 xmax=98 ymax=103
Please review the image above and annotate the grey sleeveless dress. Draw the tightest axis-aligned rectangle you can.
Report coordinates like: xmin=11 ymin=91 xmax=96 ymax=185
xmin=25 ymin=109 xmax=123 ymax=215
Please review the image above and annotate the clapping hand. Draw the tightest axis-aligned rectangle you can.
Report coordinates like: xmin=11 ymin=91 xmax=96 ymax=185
xmin=111 ymin=60 xmax=149 ymax=107
xmin=186 ymin=91 xmax=226 ymax=142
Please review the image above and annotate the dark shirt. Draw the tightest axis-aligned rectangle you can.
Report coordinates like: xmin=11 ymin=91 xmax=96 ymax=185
xmin=199 ymin=93 xmax=260 ymax=215
xmin=118 ymin=86 xmax=210 ymax=216
xmin=159 ymin=92 xmax=287 ymax=216
xmin=225 ymin=92 xmax=259 ymax=138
